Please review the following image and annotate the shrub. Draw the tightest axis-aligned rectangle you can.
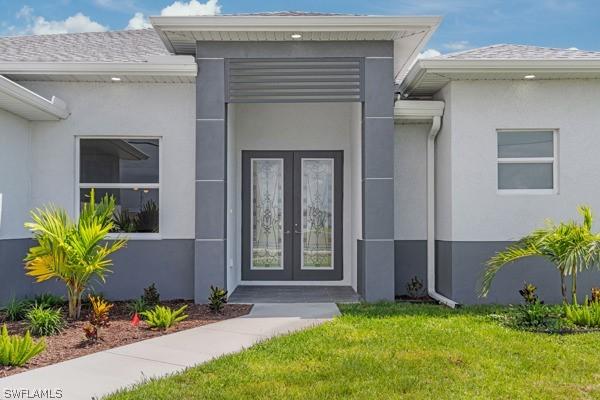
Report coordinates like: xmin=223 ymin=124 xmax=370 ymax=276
xmin=519 ymin=283 xmax=539 ymax=305
xmin=26 ymin=305 xmax=64 ymax=336
xmin=592 ymin=287 xmax=600 ymax=303
xmin=1 ymin=298 xmax=31 ymax=322
xmin=142 ymin=283 xmax=160 ymax=306
xmin=141 ymin=305 xmax=188 ymax=330
xmin=88 ymin=295 xmax=113 ymax=329
xmin=208 ymin=286 xmax=228 ymax=313
xmin=32 ymin=293 xmax=65 ymax=309
xmin=83 ymin=295 xmax=113 ymax=342
xmin=24 ymin=189 xmax=127 ymax=319
xmin=564 ymin=298 xmax=600 ymax=327
xmin=406 ymin=276 xmax=424 ymax=298
xmin=0 ymin=325 xmax=46 ymax=367
xmin=127 ymin=298 xmax=148 ymax=316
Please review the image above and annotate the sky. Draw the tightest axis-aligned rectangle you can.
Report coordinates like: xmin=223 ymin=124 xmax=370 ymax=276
xmin=1 ymin=0 xmax=600 ymax=55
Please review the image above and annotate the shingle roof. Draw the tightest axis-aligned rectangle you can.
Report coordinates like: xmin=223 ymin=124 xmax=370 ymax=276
xmin=0 ymin=29 xmax=170 ymax=63
xmin=438 ymin=44 xmax=600 ymax=60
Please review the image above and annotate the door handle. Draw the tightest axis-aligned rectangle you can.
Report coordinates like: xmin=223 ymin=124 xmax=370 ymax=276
xmin=284 ymin=230 xmax=291 ymax=235
xmin=294 ymin=230 xmax=302 ymax=234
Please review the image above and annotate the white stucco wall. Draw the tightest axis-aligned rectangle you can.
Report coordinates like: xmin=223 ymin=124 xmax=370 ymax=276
xmin=437 ymin=79 xmax=600 ymax=241
xmin=230 ymin=102 xmax=360 ymax=286
xmin=0 ymin=109 xmax=31 ymax=239
xmin=394 ymin=122 xmax=428 ymax=240
xmin=20 ymin=81 xmax=196 ymax=239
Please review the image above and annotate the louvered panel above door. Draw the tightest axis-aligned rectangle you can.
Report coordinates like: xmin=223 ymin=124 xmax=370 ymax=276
xmin=225 ymin=58 xmax=364 ymax=103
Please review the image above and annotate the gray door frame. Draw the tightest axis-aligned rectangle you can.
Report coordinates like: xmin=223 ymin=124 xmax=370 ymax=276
xmin=194 ymin=41 xmax=395 ymax=302
xmin=241 ymin=150 xmax=343 ymax=281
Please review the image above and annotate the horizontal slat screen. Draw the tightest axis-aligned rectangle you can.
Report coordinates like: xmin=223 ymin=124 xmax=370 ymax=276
xmin=226 ymin=58 xmax=364 ymax=103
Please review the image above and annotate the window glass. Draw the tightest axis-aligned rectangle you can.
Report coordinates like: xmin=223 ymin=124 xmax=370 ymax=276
xmin=497 ymin=131 xmax=553 ymax=158
xmin=498 ymin=163 xmax=553 ymax=190
xmin=79 ymin=138 xmax=160 ymax=234
xmin=80 ymin=139 xmax=159 ymax=184
xmin=80 ymin=188 xmax=159 ymax=233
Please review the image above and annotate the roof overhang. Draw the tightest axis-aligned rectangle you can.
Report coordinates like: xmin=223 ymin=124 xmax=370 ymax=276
xmin=150 ymin=15 xmax=441 ymax=79
xmin=401 ymin=59 xmax=600 ymax=98
xmin=0 ymin=55 xmax=197 ymax=83
xmin=394 ymin=100 xmax=444 ymax=122
xmin=0 ymin=75 xmax=69 ymax=120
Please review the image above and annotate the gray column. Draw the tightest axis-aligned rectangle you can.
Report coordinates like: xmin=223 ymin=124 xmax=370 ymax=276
xmin=194 ymin=57 xmax=227 ymax=303
xmin=359 ymin=56 xmax=396 ymax=301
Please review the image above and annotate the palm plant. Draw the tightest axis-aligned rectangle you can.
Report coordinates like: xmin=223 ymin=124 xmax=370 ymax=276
xmin=481 ymin=206 xmax=600 ymax=304
xmin=24 ymin=190 xmax=127 ymax=319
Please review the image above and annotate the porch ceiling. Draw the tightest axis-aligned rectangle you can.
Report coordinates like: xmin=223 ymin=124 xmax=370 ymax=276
xmin=150 ymin=15 xmax=441 ymax=80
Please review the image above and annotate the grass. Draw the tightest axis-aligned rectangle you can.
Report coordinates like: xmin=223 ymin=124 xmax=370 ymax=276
xmin=106 ymin=303 xmax=600 ymax=400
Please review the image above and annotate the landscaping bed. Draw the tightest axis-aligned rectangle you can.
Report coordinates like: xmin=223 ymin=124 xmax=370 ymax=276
xmin=0 ymin=300 xmax=251 ymax=378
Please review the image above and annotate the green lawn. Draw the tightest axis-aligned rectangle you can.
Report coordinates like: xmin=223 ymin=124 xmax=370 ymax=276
xmin=107 ymin=303 xmax=600 ymax=400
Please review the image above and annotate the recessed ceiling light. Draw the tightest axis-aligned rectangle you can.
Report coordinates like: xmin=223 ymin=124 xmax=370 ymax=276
xmin=111 ymin=77 xmax=122 ymax=82
xmin=291 ymin=33 xmax=302 ymax=39
xmin=524 ymin=74 xmax=536 ymax=80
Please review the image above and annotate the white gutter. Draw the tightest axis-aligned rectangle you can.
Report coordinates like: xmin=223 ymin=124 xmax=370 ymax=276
xmin=426 ymin=116 xmax=458 ymax=308
xmin=0 ymin=57 xmax=197 ymax=77
xmin=394 ymin=100 xmax=458 ymax=308
xmin=0 ymin=75 xmax=69 ymax=120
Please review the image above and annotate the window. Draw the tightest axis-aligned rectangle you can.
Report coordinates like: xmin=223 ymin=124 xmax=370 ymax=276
xmin=78 ymin=138 xmax=160 ymax=235
xmin=497 ymin=130 xmax=557 ymax=194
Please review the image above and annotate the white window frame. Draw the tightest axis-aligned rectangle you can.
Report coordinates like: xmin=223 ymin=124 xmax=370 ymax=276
xmin=496 ymin=129 xmax=559 ymax=195
xmin=75 ymin=136 xmax=162 ymax=240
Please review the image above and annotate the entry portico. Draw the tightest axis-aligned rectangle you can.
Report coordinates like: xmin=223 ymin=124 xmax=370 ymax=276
xmin=150 ymin=14 xmax=441 ymax=302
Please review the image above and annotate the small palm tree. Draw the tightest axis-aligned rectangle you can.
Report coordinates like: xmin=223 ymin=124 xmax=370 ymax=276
xmin=480 ymin=206 xmax=600 ymax=304
xmin=24 ymin=190 xmax=127 ymax=319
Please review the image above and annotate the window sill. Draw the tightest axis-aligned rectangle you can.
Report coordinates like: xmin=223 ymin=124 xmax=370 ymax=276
xmin=497 ymin=189 xmax=557 ymax=196
xmin=105 ymin=233 xmax=162 ymax=241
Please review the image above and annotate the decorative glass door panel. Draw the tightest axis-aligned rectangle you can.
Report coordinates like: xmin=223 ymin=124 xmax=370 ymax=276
xmin=301 ymin=159 xmax=334 ymax=270
xmin=242 ymin=151 xmax=342 ymax=281
xmin=251 ymin=159 xmax=284 ymax=269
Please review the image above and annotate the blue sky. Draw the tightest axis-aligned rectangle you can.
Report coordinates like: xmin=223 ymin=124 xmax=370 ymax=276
xmin=1 ymin=0 xmax=599 ymax=54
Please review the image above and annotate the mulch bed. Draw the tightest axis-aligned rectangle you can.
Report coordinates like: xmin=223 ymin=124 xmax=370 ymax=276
xmin=0 ymin=300 xmax=252 ymax=378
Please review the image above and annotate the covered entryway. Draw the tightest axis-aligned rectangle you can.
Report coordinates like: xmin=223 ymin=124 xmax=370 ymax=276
xmin=241 ymin=150 xmax=343 ymax=281
xmin=149 ymin=14 xmax=441 ymax=302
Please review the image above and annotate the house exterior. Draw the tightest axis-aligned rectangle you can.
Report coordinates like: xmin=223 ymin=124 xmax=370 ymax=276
xmin=1 ymin=14 xmax=600 ymax=306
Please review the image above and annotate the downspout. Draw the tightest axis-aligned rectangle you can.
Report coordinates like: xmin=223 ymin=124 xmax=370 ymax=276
xmin=427 ymin=116 xmax=459 ymax=308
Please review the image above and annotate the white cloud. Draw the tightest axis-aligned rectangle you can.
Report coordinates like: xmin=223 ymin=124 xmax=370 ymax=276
xmin=124 ymin=0 xmax=220 ymax=31
xmin=160 ymin=0 xmax=221 ymax=16
xmin=126 ymin=12 xmax=151 ymax=30
xmin=418 ymin=49 xmax=442 ymax=59
xmin=17 ymin=6 xmax=108 ymax=35
xmin=444 ymin=41 xmax=470 ymax=51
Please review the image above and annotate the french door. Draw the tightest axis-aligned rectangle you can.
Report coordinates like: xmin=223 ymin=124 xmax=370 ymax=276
xmin=242 ymin=151 xmax=343 ymax=281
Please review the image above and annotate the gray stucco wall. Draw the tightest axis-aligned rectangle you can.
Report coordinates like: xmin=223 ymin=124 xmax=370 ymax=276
xmin=0 ymin=239 xmax=194 ymax=305
xmin=394 ymin=240 xmax=427 ymax=297
xmin=393 ymin=240 xmax=600 ymax=304
xmin=436 ymin=240 xmax=600 ymax=304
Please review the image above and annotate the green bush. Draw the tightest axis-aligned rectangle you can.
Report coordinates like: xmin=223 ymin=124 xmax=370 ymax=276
xmin=141 ymin=305 xmax=188 ymax=330
xmin=1 ymin=297 xmax=31 ymax=322
xmin=564 ymin=299 xmax=600 ymax=327
xmin=127 ymin=298 xmax=148 ymax=316
xmin=208 ymin=286 xmax=228 ymax=313
xmin=0 ymin=325 xmax=46 ymax=367
xmin=26 ymin=305 xmax=64 ymax=336
xmin=142 ymin=283 xmax=160 ymax=306
xmin=32 ymin=293 xmax=65 ymax=309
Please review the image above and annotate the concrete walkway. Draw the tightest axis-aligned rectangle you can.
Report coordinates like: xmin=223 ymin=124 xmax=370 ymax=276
xmin=0 ymin=303 xmax=340 ymax=400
